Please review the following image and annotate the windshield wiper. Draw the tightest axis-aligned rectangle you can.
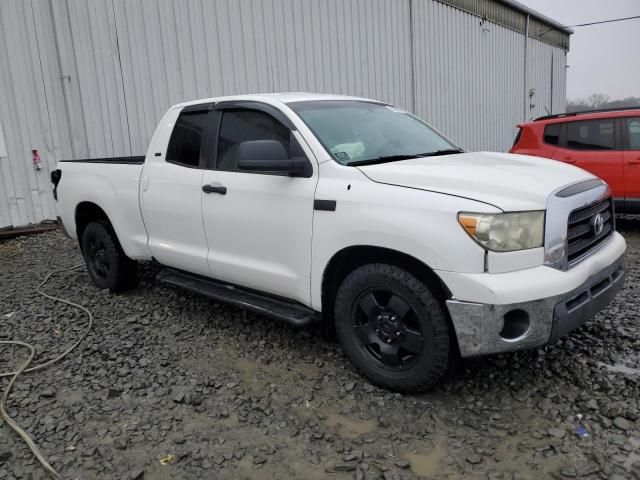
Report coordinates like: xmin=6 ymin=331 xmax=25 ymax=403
xmin=417 ymin=148 xmax=464 ymax=157
xmin=346 ymin=154 xmax=424 ymax=166
xmin=346 ymin=149 xmax=463 ymax=166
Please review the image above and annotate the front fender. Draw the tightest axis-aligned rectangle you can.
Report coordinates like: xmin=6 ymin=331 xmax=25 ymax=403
xmin=310 ymin=163 xmax=496 ymax=310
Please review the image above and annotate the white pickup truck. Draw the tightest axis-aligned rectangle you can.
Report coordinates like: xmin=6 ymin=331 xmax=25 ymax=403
xmin=52 ymin=93 xmax=626 ymax=392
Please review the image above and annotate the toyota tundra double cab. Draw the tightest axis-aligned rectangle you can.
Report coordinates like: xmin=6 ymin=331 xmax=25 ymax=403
xmin=51 ymin=93 xmax=626 ymax=392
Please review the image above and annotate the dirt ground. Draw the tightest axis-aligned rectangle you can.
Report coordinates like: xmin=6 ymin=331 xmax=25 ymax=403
xmin=0 ymin=220 xmax=639 ymax=479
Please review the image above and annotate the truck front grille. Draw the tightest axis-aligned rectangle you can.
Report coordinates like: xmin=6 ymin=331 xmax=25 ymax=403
xmin=566 ymin=198 xmax=614 ymax=265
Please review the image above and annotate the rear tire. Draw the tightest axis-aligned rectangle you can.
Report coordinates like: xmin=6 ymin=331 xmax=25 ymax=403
xmin=334 ymin=264 xmax=449 ymax=392
xmin=81 ymin=220 xmax=138 ymax=293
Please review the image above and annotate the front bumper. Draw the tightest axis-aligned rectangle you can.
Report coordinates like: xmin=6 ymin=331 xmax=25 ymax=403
xmin=445 ymin=247 xmax=625 ymax=357
xmin=548 ymin=256 xmax=624 ymax=342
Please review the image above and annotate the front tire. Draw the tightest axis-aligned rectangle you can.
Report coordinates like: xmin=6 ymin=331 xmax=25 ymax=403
xmin=334 ymin=264 xmax=450 ymax=392
xmin=81 ymin=220 xmax=137 ymax=293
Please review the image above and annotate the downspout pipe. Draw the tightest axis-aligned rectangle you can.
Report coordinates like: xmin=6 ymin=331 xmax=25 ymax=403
xmin=550 ymin=51 xmax=554 ymax=114
xmin=409 ymin=0 xmax=416 ymax=114
xmin=523 ymin=13 xmax=529 ymax=121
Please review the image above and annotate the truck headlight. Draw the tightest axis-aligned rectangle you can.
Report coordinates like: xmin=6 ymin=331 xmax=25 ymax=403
xmin=458 ymin=211 xmax=545 ymax=252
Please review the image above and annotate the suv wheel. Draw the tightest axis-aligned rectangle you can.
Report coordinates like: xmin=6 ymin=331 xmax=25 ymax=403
xmin=81 ymin=220 xmax=138 ymax=293
xmin=334 ymin=264 xmax=450 ymax=392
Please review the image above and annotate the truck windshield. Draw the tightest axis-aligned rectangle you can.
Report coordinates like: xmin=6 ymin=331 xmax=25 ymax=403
xmin=289 ymin=100 xmax=461 ymax=166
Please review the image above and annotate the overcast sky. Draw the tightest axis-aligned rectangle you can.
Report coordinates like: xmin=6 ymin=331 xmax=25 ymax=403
xmin=521 ymin=0 xmax=640 ymax=101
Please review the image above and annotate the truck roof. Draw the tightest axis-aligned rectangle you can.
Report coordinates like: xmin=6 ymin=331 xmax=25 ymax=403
xmin=172 ymin=92 xmax=383 ymax=110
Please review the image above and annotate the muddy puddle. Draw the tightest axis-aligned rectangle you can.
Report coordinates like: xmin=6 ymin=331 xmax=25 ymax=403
xmin=235 ymin=357 xmax=278 ymax=390
xmin=0 ymin=243 xmax=18 ymax=255
xmin=321 ymin=409 xmax=378 ymax=438
xmin=299 ymin=404 xmax=378 ymax=439
xmin=403 ymin=442 xmax=447 ymax=477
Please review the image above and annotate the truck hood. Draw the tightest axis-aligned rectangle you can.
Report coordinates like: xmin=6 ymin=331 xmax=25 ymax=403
xmin=357 ymin=152 xmax=596 ymax=211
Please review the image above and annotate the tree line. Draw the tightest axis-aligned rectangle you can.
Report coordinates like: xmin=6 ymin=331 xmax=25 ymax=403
xmin=567 ymin=94 xmax=640 ymax=112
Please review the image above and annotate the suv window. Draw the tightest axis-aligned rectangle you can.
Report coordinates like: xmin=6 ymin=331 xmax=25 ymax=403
xmin=627 ymin=118 xmax=640 ymax=150
xmin=543 ymin=124 xmax=561 ymax=145
xmin=217 ymin=109 xmax=290 ymax=172
xmin=544 ymin=123 xmax=562 ymax=145
xmin=566 ymin=119 xmax=615 ymax=150
xmin=166 ymin=111 xmax=208 ymax=167
xmin=512 ymin=128 xmax=522 ymax=148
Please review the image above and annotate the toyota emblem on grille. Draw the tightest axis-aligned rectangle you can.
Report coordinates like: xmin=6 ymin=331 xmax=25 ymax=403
xmin=592 ymin=213 xmax=604 ymax=235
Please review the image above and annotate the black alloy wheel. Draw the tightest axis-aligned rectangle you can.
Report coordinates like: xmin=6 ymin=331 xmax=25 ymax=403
xmin=353 ymin=289 xmax=424 ymax=369
xmin=85 ymin=234 xmax=111 ymax=280
xmin=81 ymin=220 xmax=138 ymax=293
xmin=335 ymin=263 xmax=450 ymax=392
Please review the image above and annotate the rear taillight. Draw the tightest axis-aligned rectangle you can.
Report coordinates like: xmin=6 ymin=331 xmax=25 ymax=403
xmin=51 ymin=169 xmax=61 ymax=201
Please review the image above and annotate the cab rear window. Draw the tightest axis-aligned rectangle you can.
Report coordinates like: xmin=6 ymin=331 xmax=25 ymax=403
xmin=166 ymin=111 xmax=208 ymax=167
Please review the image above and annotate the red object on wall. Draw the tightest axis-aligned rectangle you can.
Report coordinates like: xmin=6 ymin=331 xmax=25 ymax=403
xmin=32 ymin=149 xmax=42 ymax=170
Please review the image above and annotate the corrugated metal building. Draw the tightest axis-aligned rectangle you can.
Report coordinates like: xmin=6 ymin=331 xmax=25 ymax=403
xmin=0 ymin=0 xmax=571 ymax=230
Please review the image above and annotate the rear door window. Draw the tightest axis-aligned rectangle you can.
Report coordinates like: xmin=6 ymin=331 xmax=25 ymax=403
xmin=625 ymin=118 xmax=640 ymax=150
xmin=166 ymin=110 xmax=209 ymax=167
xmin=565 ymin=119 xmax=615 ymax=150
xmin=543 ymin=124 xmax=561 ymax=145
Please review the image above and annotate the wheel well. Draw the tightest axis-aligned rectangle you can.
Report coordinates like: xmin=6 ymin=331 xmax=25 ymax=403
xmin=75 ymin=202 xmax=110 ymax=246
xmin=320 ymin=246 xmax=459 ymax=354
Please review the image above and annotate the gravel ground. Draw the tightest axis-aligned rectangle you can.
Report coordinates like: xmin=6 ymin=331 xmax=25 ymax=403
xmin=0 ymin=220 xmax=639 ymax=480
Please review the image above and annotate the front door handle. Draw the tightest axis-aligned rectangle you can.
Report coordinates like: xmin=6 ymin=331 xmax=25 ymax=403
xmin=563 ymin=157 xmax=576 ymax=164
xmin=629 ymin=158 xmax=640 ymax=165
xmin=202 ymin=184 xmax=227 ymax=195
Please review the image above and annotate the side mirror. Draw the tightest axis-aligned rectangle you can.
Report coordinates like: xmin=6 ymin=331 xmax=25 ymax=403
xmin=236 ymin=140 xmax=308 ymax=176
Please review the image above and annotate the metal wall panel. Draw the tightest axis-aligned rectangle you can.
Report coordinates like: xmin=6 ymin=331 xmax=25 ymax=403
xmin=412 ymin=0 xmax=566 ymax=151
xmin=413 ymin=0 xmax=525 ymax=151
xmin=111 ymin=0 xmax=413 ymax=154
xmin=0 ymin=0 xmax=567 ymax=229
xmin=526 ymin=37 xmax=567 ymax=119
xmin=54 ymin=0 xmax=131 ymax=157
xmin=0 ymin=0 xmax=61 ymax=228
xmin=552 ymin=47 xmax=567 ymax=115
xmin=435 ymin=0 xmax=570 ymax=49
xmin=0 ymin=121 xmax=13 ymax=229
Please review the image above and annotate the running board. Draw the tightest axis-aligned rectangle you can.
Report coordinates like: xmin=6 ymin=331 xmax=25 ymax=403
xmin=156 ymin=269 xmax=318 ymax=329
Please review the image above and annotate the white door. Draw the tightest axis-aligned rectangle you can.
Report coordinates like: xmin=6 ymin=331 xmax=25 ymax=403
xmin=141 ymin=106 xmax=211 ymax=276
xmin=201 ymin=107 xmax=318 ymax=305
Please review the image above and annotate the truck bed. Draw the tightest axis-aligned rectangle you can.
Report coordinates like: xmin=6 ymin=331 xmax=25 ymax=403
xmin=54 ymin=156 xmax=151 ymax=260
xmin=59 ymin=156 xmax=145 ymax=164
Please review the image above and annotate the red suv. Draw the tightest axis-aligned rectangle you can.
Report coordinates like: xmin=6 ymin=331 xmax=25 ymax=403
xmin=511 ymin=108 xmax=640 ymax=213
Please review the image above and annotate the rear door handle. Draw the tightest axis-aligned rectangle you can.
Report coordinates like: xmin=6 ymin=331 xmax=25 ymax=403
xmin=563 ymin=157 xmax=576 ymax=164
xmin=202 ymin=184 xmax=227 ymax=195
